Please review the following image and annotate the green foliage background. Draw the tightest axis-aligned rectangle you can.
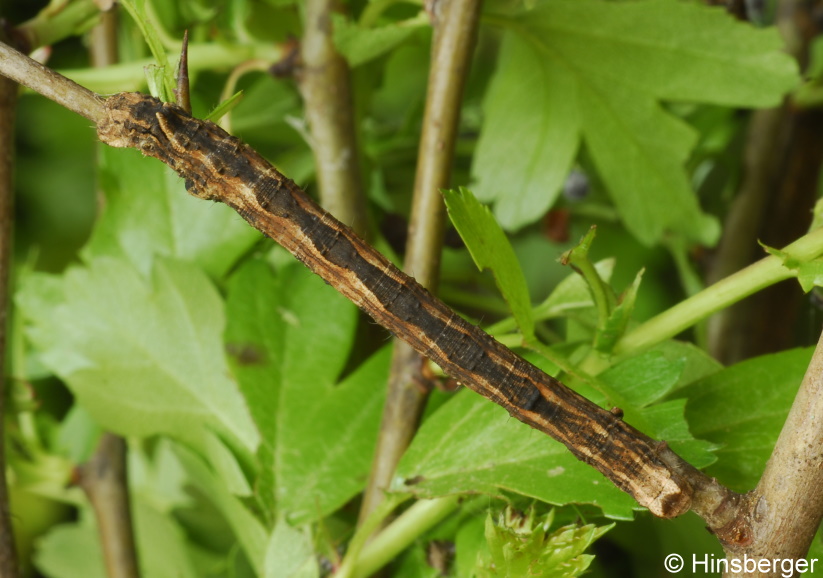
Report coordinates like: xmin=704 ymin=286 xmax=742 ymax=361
xmin=4 ymin=0 xmax=823 ymax=576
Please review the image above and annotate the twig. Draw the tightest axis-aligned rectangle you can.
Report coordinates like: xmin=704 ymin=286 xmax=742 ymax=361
xmin=77 ymin=433 xmax=140 ymax=578
xmin=0 ymin=41 xmax=104 ymax=123
xmin=723 ymin=326 xmax=823 ymax=575
xmin=0 ymin=50 xmax=19 ymax=578
xmin=88 ymin=3 xmax=118 ymax=69
xmin=359 ymin=0 xmax=482 ymax=523
xmin=298 ymin=0 xmax=368 ymax=235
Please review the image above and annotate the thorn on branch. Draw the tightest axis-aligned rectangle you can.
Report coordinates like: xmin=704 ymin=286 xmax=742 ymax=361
xmin=174 ymin=30 xmax=191 ymax=114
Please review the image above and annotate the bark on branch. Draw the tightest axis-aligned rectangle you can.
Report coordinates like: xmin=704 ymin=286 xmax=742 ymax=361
xmin=77 ymin=434 xmax=140 ymax=578
xmin=722 ymin=327 xmax=823 ymax=576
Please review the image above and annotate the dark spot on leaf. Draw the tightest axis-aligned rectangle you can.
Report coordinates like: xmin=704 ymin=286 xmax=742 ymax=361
xmin=225 ymin=343 xmax=266 ymax=366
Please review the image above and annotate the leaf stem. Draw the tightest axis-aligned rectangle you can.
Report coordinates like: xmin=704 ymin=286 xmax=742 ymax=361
xmin=336 ymin=493 xmax=410 ymax=578
xmin=612 ymin=226 xmax=823 ymax=361
xmin=351 ymin=496 xmax=461 ymax=578
xmin=564 ymin=228 xmax=614 ymax=336
xmin=574 ymin=257 xmax=613 ymax=333
xmin=59 ymin=42 xmax=284 ymax=94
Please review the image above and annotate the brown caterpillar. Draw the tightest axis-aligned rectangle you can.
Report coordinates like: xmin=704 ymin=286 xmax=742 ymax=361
xmin=97 ymin=92 xmax=694 ymax=518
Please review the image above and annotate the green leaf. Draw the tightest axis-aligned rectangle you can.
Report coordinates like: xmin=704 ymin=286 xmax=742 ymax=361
xmin=392 ymin=390 xmax=639 ymax=520
xmin=456 ymin=515 xmax=488 ymax=577
xmin=655 ymin=340 xmax=723 ymax=388
xmin=225 ymin=260 xmax=388 ymax=523
xmin=264 ymin=518 xmax=319 ymax=578
xmin=444 ymin=187 xmax=535 ymax=338
xmin=132 ymin=499 xmax=201 ymax=578
xmin=203 ymin=429 xmax=253 ymax=497
xmin=639 ymin=399 xmax=718 ymax=468
xmin=279 ymin=347 xmax=390 ymax=523
xmin=599 ymin=351 xmax=683 ymax=408
xmin=589 ymin=347 xmax=719 ymax=467
xmin=35 ymin=498 xmax=199 ymax=578
xmin=472 ymin=23 xmax=579 ymax=234
xmin=475 ymin=507 xmax=612 ymax=578
xmin=474 ymin=0 xmax=798 ymax=243
xmin=676 ymin=347 xmax=813 ymax=491
xmin=206 ymin=90 xmax=244 ymax=123
xmin=34 ymin=516 xmax=106 ymax=578
xmin=175 ymin=443 xmax=268 ymax=575
xmin=56 ymin=406 xmax=102 ymax=464
xmin=332 ymin=13 xmax=427 ymax=67
xmin=84 ymin=147 xmax=260 ymax=279
xmin=18 ymin=257 xmax=259 ymax=455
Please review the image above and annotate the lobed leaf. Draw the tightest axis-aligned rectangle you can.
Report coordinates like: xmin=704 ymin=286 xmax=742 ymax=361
xmin=225 ymin=260 xmax=388 ymax=523
xmin=85 ymin=147 xmax=260 ymax=278
xmin=17 ymin=257 xmax=259 ymax=455
xmin=392 ymin=389 xmax=639 ymax=520
xmin=264 ymin=518 xmax=319 ymax=578
xmin=473 ymin=0 xmax=798 ymax=244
